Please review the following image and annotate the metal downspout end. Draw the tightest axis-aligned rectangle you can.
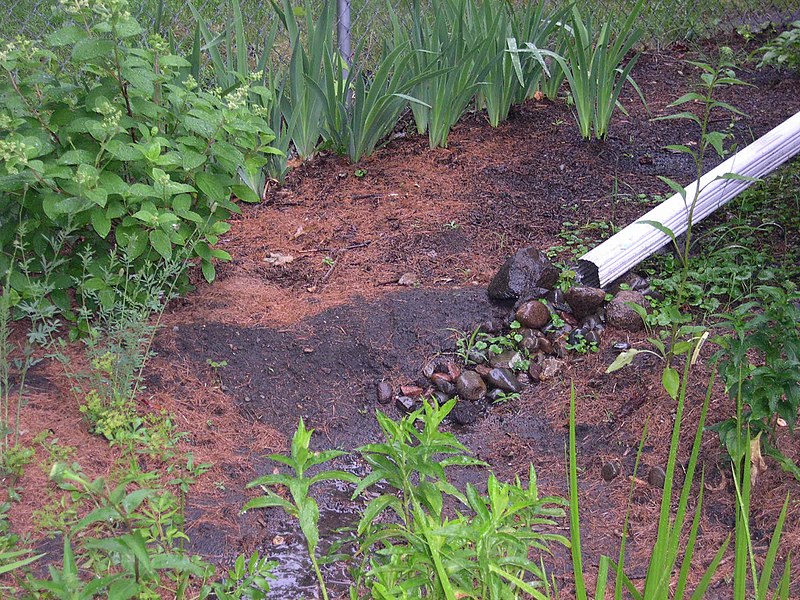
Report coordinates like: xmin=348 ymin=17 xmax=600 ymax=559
xmin=575 ymin=260 xmax=600 ymax=288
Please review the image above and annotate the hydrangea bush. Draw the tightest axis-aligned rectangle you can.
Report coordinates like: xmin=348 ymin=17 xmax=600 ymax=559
xmin=0 ymin=0 xmax=279 ymax=316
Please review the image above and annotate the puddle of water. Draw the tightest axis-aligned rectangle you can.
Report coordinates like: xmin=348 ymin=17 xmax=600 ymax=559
xmin=261 ymin=507 xmax=359 ymax=599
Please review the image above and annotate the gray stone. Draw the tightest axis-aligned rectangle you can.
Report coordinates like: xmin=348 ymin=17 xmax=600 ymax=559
xmin=486 ymin=367 xmax=523 ymax=393
xmin=606 ymin=290 xmax=647 ymax=332
xmin=528 ymin=363 xmax=543 ymax=381
xmin=648 ymin=465 xmax=666 ymax=488
xmin=566 ymin=286 xmax=607 ymax=319
xmin=395 ymin=395 xmax=416 ymax=413
xmin=487 ymin=248 xmax=559 ymax=300
xmin=431 ymin=373 xmax=455 ymax=396
xmin=585 ymin=330 xmax=602 ymax=346
xmin=486 ymin=388 xmax=507 ymax=403
xmin=489 ymin=350 xmax=523 ymax=369
xmin=432 ymin=391 xmax=451 ymax=404
xmin=540 ymin=357 xmax=565 ymax=380
xmin=580 ymin=315 xmax=601 ymax=330
xmin=450 ymin=401 xmax=479 ymax=425
xmin=515 ymin=300 xmax=551 ymax=330
xmin=602 ymin=462 xmax=621 ymax=481
xmin=455 ymin=370 xmax=486 ymax=401
xmin=377 ymin=381 xmax=393 ymax=404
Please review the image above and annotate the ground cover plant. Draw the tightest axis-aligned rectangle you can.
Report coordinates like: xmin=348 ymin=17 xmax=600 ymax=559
xmin=1 ymin=0 xmax=800 ymax=598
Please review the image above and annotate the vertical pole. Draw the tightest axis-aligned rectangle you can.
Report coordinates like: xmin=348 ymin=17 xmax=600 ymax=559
xmin=337 ymin=0 xmax=352 ymax=67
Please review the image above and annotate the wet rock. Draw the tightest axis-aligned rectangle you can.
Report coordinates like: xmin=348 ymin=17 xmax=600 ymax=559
xmin=612 ymin=341 xmax=631 ymax=352
xmin=580 ymin=315 xmax=601 ymax=330
xmin=566 ymin=286 xmax=607 ymax=319
xmin=540 ymin=357 xmax=565 ymax=380
xmin=450 ymin=401 xmax=479 ymax=425
xmin=528 ymin=363 xmax=543 ymax=381
xmin=568 ymin=327 xmax=588 ymax=346
xmin=377 ymin=381 xmax=393 ymax=404
xmin=602 ymin=462 xmax=621 ymax=481
xmin=486 ymin=388 xmax=507 ymax=403
xmin=488 ymin=248 xmax=559 ymax=300
xmin=433 ymin=391 xmax=451 ymax=404
xmin=486 ymin=367 xmax=523 ymax=393
xmin=552 ymin=340 xmax=567 ymax=358
xmin=395 ymin=395 xmax=416 ymax=413
xmin=401 ymin=385 xmax=424 ymax=398
xmin=468 ymin=348 xmax=488 ymax=364
xmin=538 ymin=337 xmax=553 ymax=355
xmin=516 ymin=373 xmax=531 ymax=386
xmin=515 ymin=300 xmax=551 ymax=330
xmin=474 ymin=364 xmax=492 ymax=377
xmin=431 ymin=373 xmax=456 ymax=395
xmin=585 ymin=330 xmax=602 ymax=347
xmin=455 ymin=370 xmax=486 ymax=401
xmin=606 ymin=290 xmax=647 ymax=332
xmin=489 ymin=350 xmax=523 ymax=369
xmin=545 ymin=288 xmax=569 ymax=311
xmin=422 ymin=357 xmax=448 ymax=379
xmin=648 ymin=465 xmax=666 ymax=488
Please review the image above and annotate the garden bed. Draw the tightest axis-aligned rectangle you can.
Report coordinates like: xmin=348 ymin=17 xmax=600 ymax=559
xmin=7 ymin=40 xmax=800 ymax=598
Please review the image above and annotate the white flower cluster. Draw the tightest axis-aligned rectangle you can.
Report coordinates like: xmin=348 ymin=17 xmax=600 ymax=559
xmin=58 ymin=0 xmax=90 ymax=15
xmin=96 ymin=99 xmax=122 ymax=133
xmin=0 ymin=139 xmax=29 ymax=175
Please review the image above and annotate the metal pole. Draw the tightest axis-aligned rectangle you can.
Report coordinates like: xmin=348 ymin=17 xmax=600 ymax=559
xmin=337 ymin=0 xmax=352 ymax=67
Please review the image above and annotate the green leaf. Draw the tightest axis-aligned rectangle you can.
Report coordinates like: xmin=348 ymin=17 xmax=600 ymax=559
xmin=605 ymin=348 xmax=640 ymax=373
xmin=72 ymin=39 xmax=115 ymax=62
xmin=196 ymin=172 xmax=229 ymax=203
xmin=91 ymin=209 xmax=112 ymax=238
xmin=201 ymin=259 xmax=216 ymax=282
xmin=662 ymin=367 xmax=680 ymax=400
xmin=47 ymin=25 xmax=84 ymax=46
xmin=149 ymin=229 xmax=172 ymax=260
xmin=231 ymin=184 xmax=261 ymax=203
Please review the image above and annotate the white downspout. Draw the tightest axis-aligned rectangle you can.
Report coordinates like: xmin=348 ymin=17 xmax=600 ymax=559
xmin=576 ymin=111 xmax=800 ymax=288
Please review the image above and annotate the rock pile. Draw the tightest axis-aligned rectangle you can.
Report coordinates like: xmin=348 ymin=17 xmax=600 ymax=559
xmin=378 ymin=247 xmax=661 ymax=425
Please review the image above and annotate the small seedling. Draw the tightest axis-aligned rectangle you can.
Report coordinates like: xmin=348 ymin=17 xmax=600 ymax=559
xmin=322 ymin=256 xmax=335 ymax=268
xmin=354 ymin=168 xmax=368 ymax=178
xmin=443 ymin=220 xmax=460 ymax=230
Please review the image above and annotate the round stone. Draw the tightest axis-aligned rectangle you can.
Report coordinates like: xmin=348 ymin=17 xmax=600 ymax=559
xmin=515 ymin=300 xmax=551 ymax=330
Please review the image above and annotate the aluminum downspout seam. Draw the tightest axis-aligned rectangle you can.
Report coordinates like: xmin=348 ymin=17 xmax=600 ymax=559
xmin=576 ymin=111 xmax=800 ymax=289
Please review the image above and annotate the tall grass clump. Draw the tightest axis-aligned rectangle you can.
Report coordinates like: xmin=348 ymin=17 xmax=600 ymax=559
xmin=476 ymin=1 xmax=566 ymax=127
xmin=511 ymin=0 xmax=646 ymax=140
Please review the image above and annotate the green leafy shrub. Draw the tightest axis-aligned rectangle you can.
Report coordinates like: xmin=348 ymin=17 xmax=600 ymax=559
xmin=758 ymin=20 xmax=800 ymax=72
xmin=0 ymin=0 xmax=278 ymax=314
xmin=713 ymin=285 xmax=800 ymax=473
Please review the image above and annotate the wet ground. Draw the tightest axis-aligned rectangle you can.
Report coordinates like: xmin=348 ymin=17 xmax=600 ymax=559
xmin=8 ymin=36 xmax=800 ymax=598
